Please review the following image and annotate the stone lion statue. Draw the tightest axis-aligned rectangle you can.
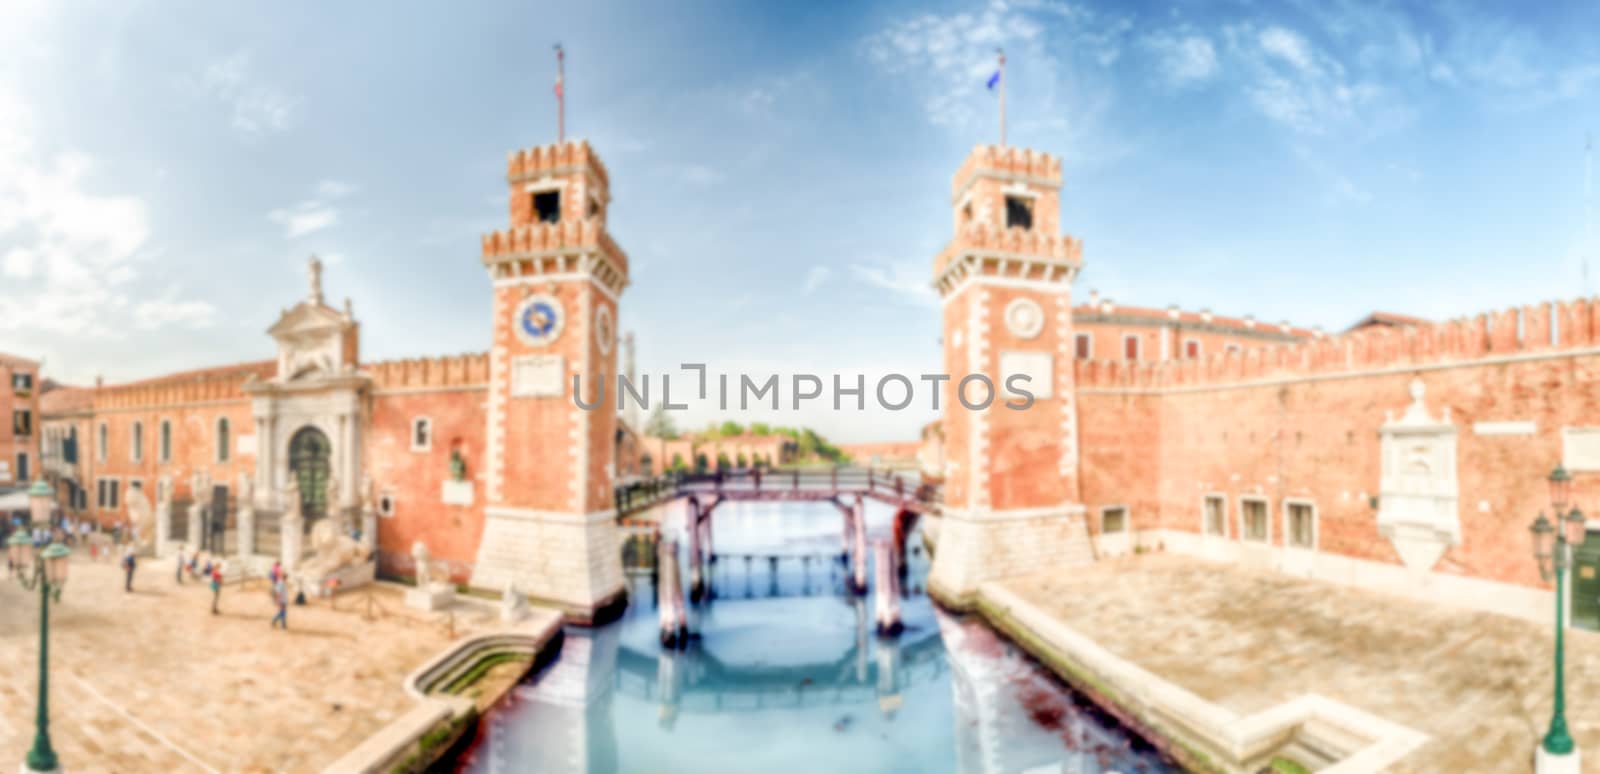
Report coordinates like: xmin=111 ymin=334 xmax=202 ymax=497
xmin=296 ymin=518 xmax=372 ymax=585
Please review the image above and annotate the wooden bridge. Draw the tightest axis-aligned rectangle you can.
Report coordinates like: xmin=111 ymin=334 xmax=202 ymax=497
xmin=613 ymin=466 xmax=941 ymax=519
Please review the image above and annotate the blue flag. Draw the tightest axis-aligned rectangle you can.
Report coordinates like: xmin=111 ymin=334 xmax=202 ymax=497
xmin=986 ymin=70 xmax=1001 ymax=90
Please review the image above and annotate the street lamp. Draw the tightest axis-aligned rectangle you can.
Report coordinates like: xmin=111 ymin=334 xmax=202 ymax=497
xmin=10 ymin=478 xmax=71 ymax=774
xmin=1530 ymin=465 xmax=1587 ymax=773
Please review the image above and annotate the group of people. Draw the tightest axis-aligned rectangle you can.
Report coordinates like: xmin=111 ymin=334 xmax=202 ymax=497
xmin=115 ymin=545 xmax=292 ymax=629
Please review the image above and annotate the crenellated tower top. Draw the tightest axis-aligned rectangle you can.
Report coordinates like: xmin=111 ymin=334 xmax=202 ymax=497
xmin=934 ymin=144 xmax=1080 ymax=296
xmin=482 ymin=139 xmax=628 ymax=295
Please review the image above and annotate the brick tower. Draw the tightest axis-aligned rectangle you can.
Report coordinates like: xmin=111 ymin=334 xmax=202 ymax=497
xmin=927 ymin=145 xmax=1092 ymax=610
xmin=470 ymin=140 xmax=629 ymax=623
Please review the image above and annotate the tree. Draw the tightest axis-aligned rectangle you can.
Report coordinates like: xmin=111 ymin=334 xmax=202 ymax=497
xmin=716 ymin=452 xmax=732 ymax=470
xmin=671 ymin=453 xmax=685 ymax=472
xmin=645 ymin=405 xmax=678 ymax=439
xmin=736 ymin=452 xmax=748 ymax=468
xmin=749 ymin=422 xmax=772 ymax=436
xmin=719 ymin=420 xmax=744 ymax=437
xmin=695 ymin=453 xmax=709 ymax=473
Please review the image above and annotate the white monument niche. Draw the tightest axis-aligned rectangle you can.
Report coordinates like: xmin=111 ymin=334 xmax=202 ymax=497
xmin=1376 ymin=378 xmax=1460 ymax=571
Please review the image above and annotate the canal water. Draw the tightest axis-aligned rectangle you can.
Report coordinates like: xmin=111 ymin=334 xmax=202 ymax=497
xmin=458 ymin=500 xmax=1176 ymax=774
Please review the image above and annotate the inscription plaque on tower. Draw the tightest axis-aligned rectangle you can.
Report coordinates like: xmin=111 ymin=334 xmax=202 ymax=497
xmin=511 ymin=354 xmax=565 ymax=398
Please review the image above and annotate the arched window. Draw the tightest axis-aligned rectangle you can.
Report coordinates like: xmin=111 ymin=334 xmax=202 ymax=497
xmin=131 ymin=421 xmax=143 ymax=462
xmin=160 ymin=420 xmax=172 ymax=463
xmin=217 ymin=417 xmax=231 ymax=463
xmin=97 ymin=423 xmax=107 ymax=462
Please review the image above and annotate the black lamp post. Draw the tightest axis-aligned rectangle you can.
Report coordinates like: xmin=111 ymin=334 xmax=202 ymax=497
xmin=8 ymin=484 xmax=71 ymax=774
xmin=1531 ymin=465 xmax=1587 ymax=766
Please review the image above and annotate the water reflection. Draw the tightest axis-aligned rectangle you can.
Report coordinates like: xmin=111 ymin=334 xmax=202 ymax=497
xmin=459 ymin=501 xmax=1175 ymax=774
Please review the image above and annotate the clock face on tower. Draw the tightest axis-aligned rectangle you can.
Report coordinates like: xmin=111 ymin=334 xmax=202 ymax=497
xmin=514 ymin=294 xmax=564 ymax=346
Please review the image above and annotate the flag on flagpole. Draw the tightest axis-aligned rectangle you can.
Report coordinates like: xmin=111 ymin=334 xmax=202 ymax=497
xmin=986 ymin=70 xmax=1001 ymax=91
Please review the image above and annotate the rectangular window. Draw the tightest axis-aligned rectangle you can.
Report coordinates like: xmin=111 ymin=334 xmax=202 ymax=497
xmin=12 ymin=410 xmax=31 ymax=436
xmin=533 ymin=191 xmax=561 ymax=224
xmin=1101 ymin=506 xmax=1127 ymax=534
xmin=1203 ymin=495 xmax=1226 ymax=536
xmin=1241 ymin=497 xmax=1269 ymax=542
xmin=1004 ymin=195 xmax=1034 ymax=230
xmin=12 ymin=372 xmax=32 ymax=395
xmin=1287 ymin=501 xmax=1316 ymax=549
xmin=1123 ymin=334 xmax=1141 ymax=361
xmin=1075 ymin=333 xmax=1093 ymax=360
xmin=132 ymin=421 xmax=143 ymax=463
xmin=160 ymin=420 xmax=171 ymax=463
xmin=217 ymin=417 xmax=230 ymax=463
xmin=412 ymin=417 xmax=432 ymax=452
xmin=97 ymin=423 xmax=108 ymax=462
xmin=1184 ymin=339 xmax=1201 ymax=359
xmin=15 ymin=453 xmax=27 ymax=482
xmin=97 ymin=478 xmax=120 ymax=510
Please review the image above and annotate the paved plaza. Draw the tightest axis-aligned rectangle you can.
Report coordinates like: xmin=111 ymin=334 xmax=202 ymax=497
xmin=0 ymin=555 xmax=513 ymax=773
xmin=1000 ymin=553 xmax=1600 ymax=772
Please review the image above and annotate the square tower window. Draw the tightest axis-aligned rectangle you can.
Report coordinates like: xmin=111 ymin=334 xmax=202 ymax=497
xmin=1123 ymin=334 xmax=1141 ymax=361
xmin=533 ymin=191 xmax=561 ymax=224
xmin=1004 ymin=195 xmax=1033 ymax=230
xmin=411 ymin=417 xmax=432 ymax=452
xmin=1075 ymin=333 xmax=1093 ymax=360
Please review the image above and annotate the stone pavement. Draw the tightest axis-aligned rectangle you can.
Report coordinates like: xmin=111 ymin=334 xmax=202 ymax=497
xmin=0 ymin=555 xmax=512 ymax=773
xmin=1000 ymin=553 xmax=1600 ymax=772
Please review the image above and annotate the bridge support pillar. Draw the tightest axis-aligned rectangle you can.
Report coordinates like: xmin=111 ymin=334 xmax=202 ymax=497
xmin=850 ymin=496 xmax=868 ymax=595
xmin=687 ymin=498 xmax=706 ymax=603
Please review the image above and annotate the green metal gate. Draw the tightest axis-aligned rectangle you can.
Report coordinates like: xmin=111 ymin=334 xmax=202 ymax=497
xmin=1572 ymin=530 xmax=1600 ymax=632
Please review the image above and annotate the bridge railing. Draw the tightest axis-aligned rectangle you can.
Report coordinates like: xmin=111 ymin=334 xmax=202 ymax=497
xmin=615 ymin=466 xmax=943 ymax=516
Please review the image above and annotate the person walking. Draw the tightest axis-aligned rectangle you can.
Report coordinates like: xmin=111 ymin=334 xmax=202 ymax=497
xmin=122 ymin=548 xmax=137 ymax=592
xmin=210 ymin=561 xmax=224 ymax=615
xmin=270 ymin=574 xmax=289 ymax=630
xmin=269 ymin=559 xmax=282 ymax=585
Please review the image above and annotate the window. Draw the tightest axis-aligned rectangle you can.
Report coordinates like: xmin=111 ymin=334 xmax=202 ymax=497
xmin=378 ymin=493 xmax=395 ymax=517
xmin=961 ymin=202 xmax=973 ymax=224
xmin=12 ymin=409 xmax=31 ymax=437
xmin=1101 ymin=506 xmax=1128 ymax=534
xmin=411 ymin=417 xmax=432 ymax=452
xmin=1226 ymin=343 xmax=1243 ymax=355
xmin=1241 ymin=497 xmax=1269 ymax=542
xmin=65 ymin=427 xmax=77 ymax=465
xmin=15 ymin=453 xmax=27 ymax=482
xmin=131 ymin=421 xmax=144 ymax=462
xmin=1123 ymin=334 xmax=1141 ymax=361
xmin=1184 ymin=339 xmax=1201 ymax=359
xmin=1075 ymin=333 xmax=1093 ymax=360
xmin=128 ymin=479 xmax=143 ymax=496
xmin=97 ymin=423 xmax=108 ymax=462
xmin=217 ymin=417 xmax=230 ymax=463
xmin=11 ymin=372 xmax=31 ymax=395
xmin=1203 ymin=495 xmax=1226 ymax=536
xmin=1004 ymin=195 xmax=1033 ymax=230
xmin=1286 ymin=501 xmax=1316 ymax=549
xmin=160 ymin=420 xmax=172 ymax=463
xmin=532 ymin=191 xmax=561 ymax=224
xmin=97 ymin=478 xmax=120 ymax=510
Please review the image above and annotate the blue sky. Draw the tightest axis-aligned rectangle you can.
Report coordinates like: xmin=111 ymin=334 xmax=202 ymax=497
xmin=2 ymin=0 xmax=1599 ymax=442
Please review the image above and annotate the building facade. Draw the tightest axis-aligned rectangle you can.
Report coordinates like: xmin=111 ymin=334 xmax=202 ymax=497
xmin=0 ymin=353 xmax=41 ymax=492
xmin=16 ymin=136 xmax=1595 ymax=630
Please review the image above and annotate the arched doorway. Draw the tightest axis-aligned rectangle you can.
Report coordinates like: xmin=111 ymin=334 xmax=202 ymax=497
xmin=288 ymin=426 xmax=331 ymax=527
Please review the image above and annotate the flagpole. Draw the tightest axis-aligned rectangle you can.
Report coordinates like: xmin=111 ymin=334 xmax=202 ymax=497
xmin=998 ymin=48 xmax=1006 ymax=148
xmin=555 ymin=44 xmax=566 ymax=144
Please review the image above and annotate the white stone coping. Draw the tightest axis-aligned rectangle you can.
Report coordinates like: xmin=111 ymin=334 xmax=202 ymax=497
xmin=980 ymin=582 xmax=1429 ymax=773
xmin=323 ymin=613 xmax=562 ymax=774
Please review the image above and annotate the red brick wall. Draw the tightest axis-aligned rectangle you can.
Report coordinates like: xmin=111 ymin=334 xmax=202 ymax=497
xmin=1075 ymin=299 xmax=1600 ymax=590
xmin=367 ymin=386 xmax=486 ymax=583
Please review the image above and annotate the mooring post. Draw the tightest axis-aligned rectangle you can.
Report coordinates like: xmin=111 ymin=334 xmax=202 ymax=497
xmin=687 ymin=498 xmax=705 ymax=603
xmin=851 ymin=495 xmax=868 ymax=595
xmin=657 ymin=537 xmax=688 ymax=649
xmin=873 ymin=539 xmax=903 ymax=636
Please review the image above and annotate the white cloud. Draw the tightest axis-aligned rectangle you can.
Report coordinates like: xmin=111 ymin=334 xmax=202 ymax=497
xmin=268 ymin=179 xmax=357 ymax=238
xmin=133 ymin=294 xmax=216 ymax=330
xmin=850 ymin=259 xmax=935 ymax=306
xmin=1259 ymin=27 xmax=1318 ymax=75
xmin=802 ymin=265 xmax=831 ymax=293
xmin=195 ymin=51 xmax=299 ymax=138
xmin=1146 ymin=31 xmax=1218 ymax=87
xmin=2 ymin=247 xmax=35 ymax=278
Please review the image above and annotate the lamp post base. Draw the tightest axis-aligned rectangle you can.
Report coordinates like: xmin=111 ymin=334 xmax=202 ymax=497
xmin=20 ymin=762 xmax=61 ymax=774
xmin=1536 ymin=745 xmax=1581 ymax=774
